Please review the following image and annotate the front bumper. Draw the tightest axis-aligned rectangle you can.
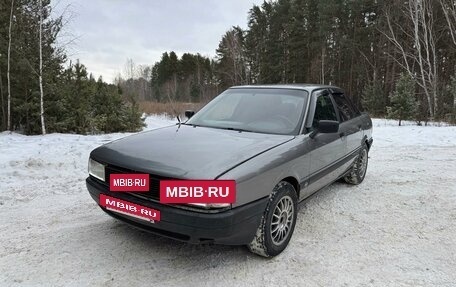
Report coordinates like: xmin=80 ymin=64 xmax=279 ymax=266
xmin=86 ymin=177 xmax=268 ymax=245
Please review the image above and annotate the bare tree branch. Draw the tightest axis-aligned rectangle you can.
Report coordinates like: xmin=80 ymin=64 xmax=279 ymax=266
xmin=382 ymin=1 xmax=439 ymax=118
xmin=439 ymin=0 xmax=456 ymax=46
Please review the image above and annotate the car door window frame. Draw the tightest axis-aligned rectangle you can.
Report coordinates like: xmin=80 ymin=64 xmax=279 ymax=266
xmin=331 ymin=92 xmax=358 ymax=122
xmin=303 ymin=89 xmax=340 ymax=134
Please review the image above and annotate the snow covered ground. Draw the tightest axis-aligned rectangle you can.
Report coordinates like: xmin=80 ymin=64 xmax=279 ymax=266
xmin=1 ymin=116 xmax=455 ymax=287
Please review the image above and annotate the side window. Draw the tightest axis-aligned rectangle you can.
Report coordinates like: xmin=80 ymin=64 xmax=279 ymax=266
xmin=313 ymin=94 xmax=338 ymax=128
xmin=332 ymin=93 xmax=356 ymax=122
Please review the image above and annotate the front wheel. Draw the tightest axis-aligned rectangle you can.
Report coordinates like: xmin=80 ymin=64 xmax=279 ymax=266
xmin=344 ymin=143 xmax=369 ymax=185
xmin=248 ymin=181 xmax=298 ymax=257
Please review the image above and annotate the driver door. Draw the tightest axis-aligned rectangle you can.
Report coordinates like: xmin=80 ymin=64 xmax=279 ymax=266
xmin=304 ymin=90 xmax=347 ymax=196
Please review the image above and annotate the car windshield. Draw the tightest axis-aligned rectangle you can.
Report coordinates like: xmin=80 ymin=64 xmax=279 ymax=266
xmin=187 ymin=88 xmax=308 ymax=135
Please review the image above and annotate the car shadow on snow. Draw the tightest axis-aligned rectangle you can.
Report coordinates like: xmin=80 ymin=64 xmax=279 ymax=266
xmin=97 ymin=217 xmax=258 ymax=263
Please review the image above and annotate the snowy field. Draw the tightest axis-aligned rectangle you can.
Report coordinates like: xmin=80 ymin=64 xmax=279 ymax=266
xmin=1 ymin=116 xmax=456 ymax=287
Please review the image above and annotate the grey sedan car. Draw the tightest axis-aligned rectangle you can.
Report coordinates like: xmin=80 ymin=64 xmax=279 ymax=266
xmin=87 ymin=84 xmax=373 ymax=257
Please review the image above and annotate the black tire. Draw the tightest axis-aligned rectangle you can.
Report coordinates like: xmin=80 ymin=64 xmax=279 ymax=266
xmin=344 ymin=142 xmax=369 ymax=185
xmin=247 ymin=181 xmax=298 ymax=257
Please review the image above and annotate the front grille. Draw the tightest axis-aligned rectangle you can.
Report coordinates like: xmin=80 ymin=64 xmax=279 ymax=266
xmin=103 ymin=164 xmax=172 ymax=200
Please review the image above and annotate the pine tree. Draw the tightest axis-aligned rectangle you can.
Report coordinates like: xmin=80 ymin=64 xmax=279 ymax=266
xmin=444 ymin=74 xmax=456 ymax=123
xmin=451 ymin=76 xmax=456 ymax=122
xmin=387 ymin=73 xmax=418 ymax=126
xmin=216 ymin=26 xmax=247 ymax=89
xmin=362 ymin=81 xmax=386 ymax=116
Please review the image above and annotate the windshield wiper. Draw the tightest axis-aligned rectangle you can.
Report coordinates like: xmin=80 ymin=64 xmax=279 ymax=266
xmin=217 ymin=127 xmax=254 ymax=133
xmin=182 ymin=124 xmax=253 ymax=132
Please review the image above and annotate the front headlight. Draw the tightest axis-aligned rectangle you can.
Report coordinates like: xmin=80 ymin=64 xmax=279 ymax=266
xmin=88 ymin=158 xmax=105 ymax=182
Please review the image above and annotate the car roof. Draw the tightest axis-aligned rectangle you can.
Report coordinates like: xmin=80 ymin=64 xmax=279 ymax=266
xmin=229 ymin=84 xmax=344 ymax=94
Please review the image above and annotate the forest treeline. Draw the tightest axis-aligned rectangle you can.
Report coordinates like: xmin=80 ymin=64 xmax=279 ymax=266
xmin=2 ymin=0 xmax=456 ymax=135
xmin=0 ymin=0 xmax=143 ymax=134
xmin=118 ymin=0 xmax=456 ymax=124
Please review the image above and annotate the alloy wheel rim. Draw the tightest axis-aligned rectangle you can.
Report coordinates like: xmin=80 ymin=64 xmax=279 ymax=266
xmin=358 ymin=149 xmax=368 ymax=177
xmin=270 ymin=195 xmax=294 ymax=245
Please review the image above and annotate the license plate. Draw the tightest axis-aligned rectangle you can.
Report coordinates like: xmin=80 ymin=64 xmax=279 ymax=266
xmin=159 ymin=180 xmax=236 ymax=204
xmin=99 ymin=194 xmax=160 ymax=222
xmin=109 ymin=174 xmax=149 ymax=192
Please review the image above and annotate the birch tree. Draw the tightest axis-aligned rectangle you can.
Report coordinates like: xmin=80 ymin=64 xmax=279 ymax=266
xmin=383 ymin=0 xmax=439 ymax=118
xmin=39 ymin=0 xmax=46 ymax=135
xmin=7 ymin=0 xmax=14 ymax=131
xmin=439 ymin=0 xmax=456 ymax=47
xmin=439 ymin=0 xmax=456 ymax=112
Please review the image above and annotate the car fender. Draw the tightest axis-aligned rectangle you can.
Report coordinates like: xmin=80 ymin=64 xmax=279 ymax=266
xmin=218 ymin=138 xmax=305 ymax=208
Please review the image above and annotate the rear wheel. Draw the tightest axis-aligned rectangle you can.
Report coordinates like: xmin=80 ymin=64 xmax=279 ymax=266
xmin=344 ymin=143 xmax=369 ymax=185
xmin=248 ymin=181 xmax=298 ymax=257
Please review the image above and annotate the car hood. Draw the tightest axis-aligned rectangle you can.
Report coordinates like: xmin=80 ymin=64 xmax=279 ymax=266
xmin=91 ymin=124 xmax=294 ymax=179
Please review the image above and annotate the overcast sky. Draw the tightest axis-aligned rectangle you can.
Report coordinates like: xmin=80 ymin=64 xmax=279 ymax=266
xmin=51 ymin=0 xmax=263 ymax=83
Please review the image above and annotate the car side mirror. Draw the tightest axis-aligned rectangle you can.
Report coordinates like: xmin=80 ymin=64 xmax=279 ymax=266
xmin=309 ymin=120 xmax=339 ymax=139
xmin=185 ymin=110 xmax=195 ymax=119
